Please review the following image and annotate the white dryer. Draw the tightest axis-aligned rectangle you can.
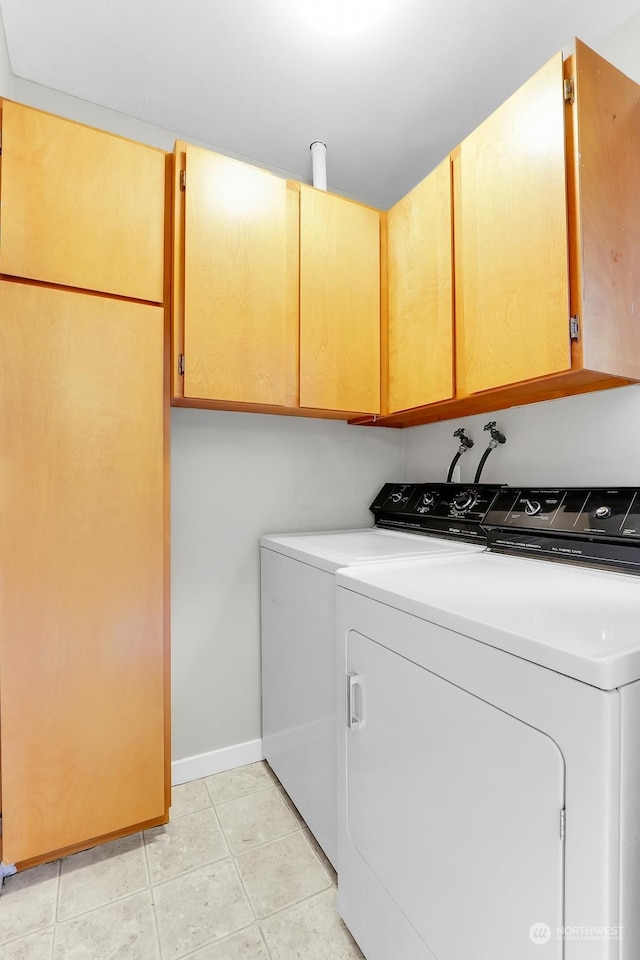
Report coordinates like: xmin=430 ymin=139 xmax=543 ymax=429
xmin=336 ymin=486 xmax=640 ymax=960
xmin=261 ymin=482 xmax=500 ymax=867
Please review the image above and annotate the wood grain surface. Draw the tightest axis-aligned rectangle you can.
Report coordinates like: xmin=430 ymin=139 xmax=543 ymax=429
xmin=574 ymin=40 xmax=640 ymax=380
xmin=182 ymin=146 xmax=297 ymax=406
xmin=455 ymin=53 xmax=571 ymax=395
xmin=0 ymin=280 xmax=166 ymax=863
xmin=387 ymin=157 xmax=454 ymax=412
xmin=299 ymin=185 xmax=381 ymax=414
xmin=0 ymin=101 xmax=166 ymax=303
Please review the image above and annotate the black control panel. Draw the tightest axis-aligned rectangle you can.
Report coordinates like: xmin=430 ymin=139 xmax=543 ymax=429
xmin=370 ymin=483 xmax=501 ymax=542
xmin=483 ymin=488 xmax=640 ymax=570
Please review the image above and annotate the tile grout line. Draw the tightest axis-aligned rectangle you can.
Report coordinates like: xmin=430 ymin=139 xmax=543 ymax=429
xmin=141 ymin=827 xmax=165 ymax=960
xmin=46 ymin=884 xmax=157 ymax=930
xmin=49 ymin=857 xmax=62 ymax=960
xmin=207 ymin=791 xmax=233 ymax=868
xmin=257 ymin=921 xmax=275 ymax=960
xmin=165 ymin=800 xmax=213 ymax=822
xmin=255 ymin=873 xmax=334 ymax=925
xmin=213 ymin=783 xmax=285 ymax=817
xmin=47 ymin=836 xmax=152 ymax=928
xmin=203 ymin=782 xmax=274 ymax=808
xmin=211 ymin=785 xmax=299 ymax=862
xmin=0 ymin=924 xmax=57 ymax=954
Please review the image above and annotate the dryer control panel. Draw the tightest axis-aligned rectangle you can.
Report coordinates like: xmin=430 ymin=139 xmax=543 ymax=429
xmin=484 ymin=487 xmax=640 ymax=570
xmin=370 ymin=483 xmax=501 ymax=542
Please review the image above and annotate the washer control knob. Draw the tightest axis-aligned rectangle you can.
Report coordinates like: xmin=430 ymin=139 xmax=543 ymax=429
xmin=422 ymin=492 xmax=436 ymax=507
xmin=595 ymin=505 xmax=612 ymax=520
xmin=453 ymin=490 xmax=475 ymax=511
xmin=390 ymin=492 xmax=403 ymax=504
xmin=523 ymin=499 xmax=542 ymax=516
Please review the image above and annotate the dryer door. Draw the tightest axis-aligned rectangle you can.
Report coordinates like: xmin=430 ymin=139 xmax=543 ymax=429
xmin=345 ymin=630 xmax=565 ymax=960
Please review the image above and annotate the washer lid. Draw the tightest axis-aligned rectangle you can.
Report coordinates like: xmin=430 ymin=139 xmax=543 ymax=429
xmin=260 ymin=528 xmax=481 ymax=573
xmin=337 ymin=552 xmax=640 ymax=690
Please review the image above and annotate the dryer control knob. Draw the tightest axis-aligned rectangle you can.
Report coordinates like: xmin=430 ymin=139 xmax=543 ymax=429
xmin=524 ymin=500 xmax=542 ymax=516
xmin=422 ymin=492 xmax=436 ymax=507
xmin=595 ymin=505 xmax=612 ymax=520
xmin=453 ymin=491 xmax=475 ymax=511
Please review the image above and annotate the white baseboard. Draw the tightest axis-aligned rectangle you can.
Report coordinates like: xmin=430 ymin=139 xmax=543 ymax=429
xmin=171 ymin=738 xmax=264 ymax=785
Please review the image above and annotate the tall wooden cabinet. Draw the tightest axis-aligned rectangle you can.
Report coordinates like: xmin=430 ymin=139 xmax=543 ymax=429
xmin=0 ymin=102 xmax=169 ymax=867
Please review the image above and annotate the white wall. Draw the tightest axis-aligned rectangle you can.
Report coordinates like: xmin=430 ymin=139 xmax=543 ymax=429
xmin=598 ymin=7 xmax=640 ymax=79
xmin=403 ymin=384 xmax=640 ymax=487
xmin=0 ymin=8 xmax=12 ymax=95
xmin=171 ymin=410 xmax=403 ymax=765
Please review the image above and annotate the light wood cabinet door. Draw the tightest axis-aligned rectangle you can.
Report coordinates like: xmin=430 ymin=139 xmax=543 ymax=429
xmin=179 ymin=144 xmax=298 ymax=407
xmin=299 ymin=186 xmax=380 ymax=414
xmin=387 ymin=157 xmax=454 ymax=412
xmin=0 ymin=100 xmax=166 ymax=303
xmin=0 ymin=281 xmax=166 ymax=864
xmin=571 ymin=40 xmax=640 ymax=381
xmin=455 ymin=53 xmax=571 ymax=396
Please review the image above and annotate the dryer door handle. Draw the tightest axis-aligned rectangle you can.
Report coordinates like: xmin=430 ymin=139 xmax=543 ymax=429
xmin=346 ymin=673 xmax=366 ymax=731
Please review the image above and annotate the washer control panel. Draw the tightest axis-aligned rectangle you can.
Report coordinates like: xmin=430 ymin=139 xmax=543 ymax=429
xmin=484 ymin=488 xmax=640 ymax=569
xmin=370 ymin=483 xmax=501 ymax=542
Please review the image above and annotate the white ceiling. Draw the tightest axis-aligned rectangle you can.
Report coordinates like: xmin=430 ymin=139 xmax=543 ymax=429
xmin=2 ymin=0 xmax=640 ymax=208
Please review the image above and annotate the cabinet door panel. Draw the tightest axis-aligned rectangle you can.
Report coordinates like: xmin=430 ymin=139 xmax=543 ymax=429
xmin=0 ymin=101 xmax=165 ymax=303
xmin=574 ymin=40 xmax=640 ymax=380
xmin=300 ymin=187 xmax=380 ymax=414
xmin=387 ymin=158 xmax=453 ymax=412
xmin=0 ymin=281 xmax=165 ymax=863
xmin=183 ymin=146 xmax=297 ymax=406
xmin=456 ymin=54 xmax=570 ymax=395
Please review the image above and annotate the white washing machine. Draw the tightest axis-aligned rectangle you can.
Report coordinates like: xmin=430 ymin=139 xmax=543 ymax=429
xmin=336 ymin=486 xmax=640 ymax=960
xmin=261 ymin=482 xmax=500 ymax=867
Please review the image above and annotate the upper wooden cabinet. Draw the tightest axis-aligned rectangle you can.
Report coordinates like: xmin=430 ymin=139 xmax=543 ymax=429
xmin=172 ymin=145 xmax=382 ymax=418
xmin=570 ymin=40 xmax=640 ymax=383
xmin=172 ymin=143 xmax=298 ymax=408
xmin=368 ymin=40 xmax=640 ymax=428
xmin=455 ymin=53 xmax=571 ymax=396
xmin=299 ymin=185 xmax=381 ymax=415
xmin=386 ymin=157 xmax=454 ymax=413
xmin=0 ymin=100 xmax=166 ymax=303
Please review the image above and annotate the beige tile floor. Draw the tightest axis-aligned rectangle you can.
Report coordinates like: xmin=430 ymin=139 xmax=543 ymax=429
xmin=0 ymin=762 xmax=364 ymax=959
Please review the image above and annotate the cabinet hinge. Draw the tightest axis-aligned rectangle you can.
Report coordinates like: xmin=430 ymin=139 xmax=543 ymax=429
xmin=560 ymin=808 xmax=566 ymax=841
xmin=563 ymin=78 xmax=575 ymax=104
xmin=179 ymin=169 xmax=186 ymax=191
xmin=570 ymin=315 xmax=580 ymax=341
xmin=178 ymin=353 xmax=185 ymax=376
